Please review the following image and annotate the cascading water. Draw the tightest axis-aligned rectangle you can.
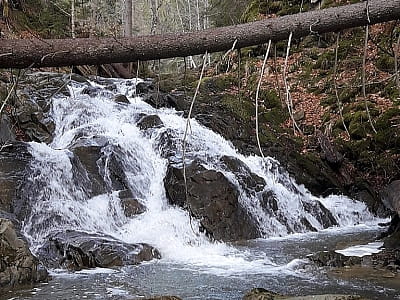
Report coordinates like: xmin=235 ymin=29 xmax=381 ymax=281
xmin=22 ymin=74 xmax=378 ymax=275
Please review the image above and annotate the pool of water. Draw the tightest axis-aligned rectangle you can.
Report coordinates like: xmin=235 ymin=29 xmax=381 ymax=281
xmin=2 ymin=225 xmax=399 ymax=300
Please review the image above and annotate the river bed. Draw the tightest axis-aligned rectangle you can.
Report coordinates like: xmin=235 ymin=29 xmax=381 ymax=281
xmin=3 ymin=225 xmax=399 ymax=300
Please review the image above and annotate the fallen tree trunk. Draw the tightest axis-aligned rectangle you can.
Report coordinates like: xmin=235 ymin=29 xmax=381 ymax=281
xmin=0 ymin=0 xmax=399 ymax=68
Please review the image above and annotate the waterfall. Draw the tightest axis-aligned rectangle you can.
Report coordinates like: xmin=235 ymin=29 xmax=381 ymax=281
xmin=21 ymin=74 xmax=377 ymax=272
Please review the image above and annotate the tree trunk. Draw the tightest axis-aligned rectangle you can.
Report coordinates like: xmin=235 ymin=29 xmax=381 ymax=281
xmin=0 ymin=0 xmax=399 ymax=69
xmin=124 ymin=0 xmax=133 ymax=37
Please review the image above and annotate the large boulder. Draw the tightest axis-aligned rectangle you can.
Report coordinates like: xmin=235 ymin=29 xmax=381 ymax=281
xmin=164 ymin=160 xmax=259 ymax=241
xmin=70 ymin=139 xmax=132 ymax=196
xmin=0 ymin=142 xmax=32 ymax=215
xmin=381 ymin=180 xmax=400 ymax=214
xmin=308 ymin=248 xmax=400 ymax=273
xmin=380 ymin=180 xmax=400 ymax=248
xmin=0 ymin=218 xmax=48 ymax=288
xmin=37 ymin=230 xmax=161 ymax=271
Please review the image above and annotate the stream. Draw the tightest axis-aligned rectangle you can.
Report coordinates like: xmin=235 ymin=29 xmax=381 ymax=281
xmin=3 ymin=74 xmax=399 ymax=299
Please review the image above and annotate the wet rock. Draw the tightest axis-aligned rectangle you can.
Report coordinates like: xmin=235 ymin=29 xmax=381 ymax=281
xmin=136 ymin=81 xmax=155 ymax=94
xmin=0 ymin=218 xmax=48 ymax=287
xmin=220 ymin=156 xmax=265 ymax=192
xmin=0 ymin=142 xmax=32 ymax=215
xmin=113 ymin=94 xmax=130 ymax=104
xmin=380 ymin=180 xmax=400 ymax=214
xmin=243 ymin=288 xmax=282 ymax=300
xmin=118 ymin=189 xmax=146 ymax=217
xmin=142 ymin=297 xmax=182 ymax=300
xmin=37 ymin=230 xmax=161 ymax=271
xmin=0 ymin=114 xmax=15 ymax=144
xmin=308 ymin=250 xmax=362 ymax=268
xmin=72 ymin=144 xmax=107 ymax=196
xmin=164 ymin=160 xmax=259 ymax=241
xmin=137 ymin=115 xmax=163 ymax=130
xmin=14 ymin=93 xmax=53 ymax=143
xmin=142 ymin=92 xmax=183 ymax=110
xmin=302 ymin=200 xmax=338 ymax=229
xmin=81 ymin=86 xmax=101 ymax=97
xmin=71 ymin=140 xmax=131 ymax=196
xmin=156 ymin=129 xmax=180 ymax=159
xmin=383 ymin=214 xmax=400 ymax=249
xmin=379 ymin=180 xmax=400 ymax=248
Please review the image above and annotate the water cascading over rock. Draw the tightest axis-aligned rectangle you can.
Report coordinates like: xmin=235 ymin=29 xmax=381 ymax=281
xmin=0 ymin=73 xmax=377 ymax=278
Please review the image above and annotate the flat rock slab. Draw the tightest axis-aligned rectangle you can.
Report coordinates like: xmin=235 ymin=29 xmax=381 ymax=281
xmin=38 ymin=230 xmax=161 ymax=271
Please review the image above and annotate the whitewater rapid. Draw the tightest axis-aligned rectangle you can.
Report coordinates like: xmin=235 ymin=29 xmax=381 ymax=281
xmin=21 ymin=74 xmax=381 ymax=275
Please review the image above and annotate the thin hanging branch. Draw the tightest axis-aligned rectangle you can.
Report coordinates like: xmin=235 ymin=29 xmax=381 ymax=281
xmin=283 ymin=32 xmax=302 ymax=135
xmin=181 ymin=52 xmax=208 ymax=233
xmin=362 ymin=25 xmax=377 ymax=134
xmin=333 ymin=32 xmax=350 ymax=139
xmin=255 ymin=40 xmax=272 ymax=159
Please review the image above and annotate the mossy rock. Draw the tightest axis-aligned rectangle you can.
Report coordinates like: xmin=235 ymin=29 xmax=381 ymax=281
xmin=259 ymin=89 xmax=280 ymax=109
xmin=375 ymin=108 xmax=400 ymax=130
xmin=313 ymin=51 xmax=336 ymax=70
xmin=261 ymin=107 xmax=288 ymax=126
xmin=381 ymin=80 xmax=400 ymax=101
xmin=196 ymin=75 xmax=239 ymax=94
xmin=376 ymin=54 xmax=395 ymax=72
xmin=221 ymin=94 xmax=253 ymax=122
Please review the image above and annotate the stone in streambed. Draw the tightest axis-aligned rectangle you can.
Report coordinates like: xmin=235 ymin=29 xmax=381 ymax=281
xmin=137 ymin=114 xmax=163 ymax=130
xmin=118 ymin=189 xmax=146 ymax=217
xmin=37 ymin=230 xmax=160 ymax=271
xmin=243 ymin=288 xmax=367 ymax=300
xmin=113 ymin=94 xmax=130 ymax=104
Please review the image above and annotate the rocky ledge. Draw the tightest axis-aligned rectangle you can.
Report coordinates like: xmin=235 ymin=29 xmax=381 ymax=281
xmin=0 ymin=218 xmax=48 ymax=288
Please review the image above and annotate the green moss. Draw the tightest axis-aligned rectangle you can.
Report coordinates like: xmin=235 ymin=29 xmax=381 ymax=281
xmin=259 ymin=89 xmax=280 ymax=109
xmin=382 ymin=80 xmax=400 ymax=101
xmin=221 ymin=94 xmax=253 ymax=121
xmin=261 ymin=107 xmax=287 ymax=126
xmin=376 ymin=54 xmax=395 ymax=72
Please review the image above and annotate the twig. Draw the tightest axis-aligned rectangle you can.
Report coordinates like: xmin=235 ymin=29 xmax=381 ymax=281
xmin=333 ymin=32 xmax=350 ymax=139
xmin=255 ymin=40 xmax=272 ymax=159
xmin=0 ymin=53 xmax=12 ymax=58
xmin=283 ymin=32 xmax=302 ymax=135
xmin=362 ymin=25 xmax=377 ymax=134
